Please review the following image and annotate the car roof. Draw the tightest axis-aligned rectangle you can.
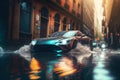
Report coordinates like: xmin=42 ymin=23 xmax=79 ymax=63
xmin=62 ymin=30 xmax=78 ymax=37
xmin=50 ymin=31 xmax=66 ymax=37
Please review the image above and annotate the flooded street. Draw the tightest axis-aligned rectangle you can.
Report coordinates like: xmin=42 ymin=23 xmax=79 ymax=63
xmin=0 ymin=44 xmax=120 ymax=80
xmin=0 ymin=0 xmax=120 ymax=79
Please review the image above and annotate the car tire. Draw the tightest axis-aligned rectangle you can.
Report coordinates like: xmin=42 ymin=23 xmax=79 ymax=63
xmin=72 ymin=40 xmax=78 ymax=49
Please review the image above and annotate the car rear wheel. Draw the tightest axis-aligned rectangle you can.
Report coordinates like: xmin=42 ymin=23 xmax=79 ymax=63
xmin=72 ymin=40 xmax=78 ymax=49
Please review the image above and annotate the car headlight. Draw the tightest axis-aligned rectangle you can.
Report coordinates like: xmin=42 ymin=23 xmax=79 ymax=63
xmin=61 ymin=40 xmax=67 ymax=44
xmin=56 ymin=40 xmax=68 ymax=45
xmin=31 ymin=40 xmax=37 ymax=46
xmin=92 ymin=42 xmax=97 ymax=46
xmin=101 ymin=43 xmax=106 ymax=48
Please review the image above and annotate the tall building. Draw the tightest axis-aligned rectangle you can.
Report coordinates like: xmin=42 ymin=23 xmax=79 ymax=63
xmin=82 ymin=0 xmax=94 ymax=38
xmin=103 ymin=0 xmax=113 ymax=39
xmin=107 ymin=0 xmax=120 ymax=34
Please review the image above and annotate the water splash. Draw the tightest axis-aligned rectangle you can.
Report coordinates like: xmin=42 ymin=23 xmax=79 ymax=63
xmin=69 ymin=43 xmax=93 ymax=65
xmin=14 ymin=45 xmax=31 ymax=61
xmin=0 ymin=47 xmax=4 ymax=57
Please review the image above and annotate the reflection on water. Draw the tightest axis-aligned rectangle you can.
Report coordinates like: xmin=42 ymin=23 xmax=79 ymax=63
xmin=29 ymin=56 xmax=77 ymax=80
xmin=54 ymin=57 xmax=77 ymax=77
xmin=93 ymin=50 xmax=114 ymax=80
xmin=2 ymin=44 xmax=120 ymax=80
xmin=107 ymin=54 xmax=120 ymax=80
xmin=0 ymin=45 xmax=78 ymax=80
xmin=29 ymin=57 xmax=41 ymax=80
xmin=0 ymin=43 xmax=93 ymax=80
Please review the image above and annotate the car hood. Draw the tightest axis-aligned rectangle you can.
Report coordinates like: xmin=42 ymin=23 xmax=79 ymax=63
xmin=31 ymin=37 xmax=73 ymax=54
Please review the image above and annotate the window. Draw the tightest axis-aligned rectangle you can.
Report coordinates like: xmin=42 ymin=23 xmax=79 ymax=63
xmin=73 ymin=0 xmax=76 ymax=10
xmin=63 ymin=17 xmax=67 ymax=30
xmin=65 ymin=0 xmax=68 ymax=4
xmin=64 ymin=0 xmax=69 ymax=10
xmin=56 ymin=0 xmax=61 ymax=4
xmin=78 ymin=3 xmax=81 ymax=14
xmin=72 ymin=0 xmax=76 ymax=14
xmin=20 ymin=1 xmax=31 ymax=13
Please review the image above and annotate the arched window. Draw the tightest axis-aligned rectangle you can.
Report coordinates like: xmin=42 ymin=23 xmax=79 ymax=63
xmin=70 ymin=20 xmax=75 ymax=30
xmin=20 ymin=0 xmax=32 ymax=42
xmin=41 ymin=7 xmax=49 ymax=18
xmin=64 ymin=0 xmax=69 ymax=10
xmin=54 ymin=13 xmax=60 ymax=32
xmin=20 ymin=1 xmax=31 ymax=33
xmin=78 ymin=3 xmax=81 ymax=14
xmin=63 ymin=17 xmax=67 ymax=30
xmin=73 ymin=0 xmax=76 ymax=10
xmin=72 ymin=0 xmax=76 ymax=14
xmin=40 ymin=7 xmax=49 ymax=37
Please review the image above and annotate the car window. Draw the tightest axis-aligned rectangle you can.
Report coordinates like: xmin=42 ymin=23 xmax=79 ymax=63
xmin=50 ymin=31 xmax=66 ymax=37
xmin=62 ymin=31 xmax=78 ymax=37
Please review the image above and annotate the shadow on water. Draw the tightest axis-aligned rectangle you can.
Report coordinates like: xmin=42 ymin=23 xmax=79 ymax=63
xmin=0 ymin=53 xmax=30 ymax=80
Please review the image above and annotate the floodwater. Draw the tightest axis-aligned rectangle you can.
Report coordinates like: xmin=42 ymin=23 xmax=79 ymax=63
xmin=0 ymin=45 xmax=80 ymax=80
xmin=0 ymin=52 xmax=78 ymax=80
xmin=0 ymin=45 xmax=120 ymax=80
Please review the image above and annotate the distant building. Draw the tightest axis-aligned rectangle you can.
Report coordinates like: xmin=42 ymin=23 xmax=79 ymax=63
xmin=82 ymin=0 xmax=94 ymax=38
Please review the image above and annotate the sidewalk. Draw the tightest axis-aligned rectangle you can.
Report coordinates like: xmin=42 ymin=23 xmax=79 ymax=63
xmin=5 ymin=40 xmax=31 ymax=51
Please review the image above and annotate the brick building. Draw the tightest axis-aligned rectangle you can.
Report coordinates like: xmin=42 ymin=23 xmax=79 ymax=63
xmin=0 ymin=0 xmax=84 ymax=48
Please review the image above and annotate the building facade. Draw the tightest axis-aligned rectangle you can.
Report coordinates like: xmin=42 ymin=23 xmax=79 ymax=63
xmin=0 ymin=0 xmax=84 ymax=48
xmin=103 ymin=0 xmax=113 ymax=40
xmin=107 ymin=0 xmax=120 ymax=34
xmin=31 ymin=0 xmax=83 ymax=38
xmin=1 ymin=0 xmax=100 ymax=48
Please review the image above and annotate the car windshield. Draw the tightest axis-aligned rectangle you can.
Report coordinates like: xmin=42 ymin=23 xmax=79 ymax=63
xmin=62 ymin=31 xmax=78 ymax=37
xmin=50 ymin=31 xmax=66 ymax=37
xmin=50 ymin=31 xmax=80 ymax=37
